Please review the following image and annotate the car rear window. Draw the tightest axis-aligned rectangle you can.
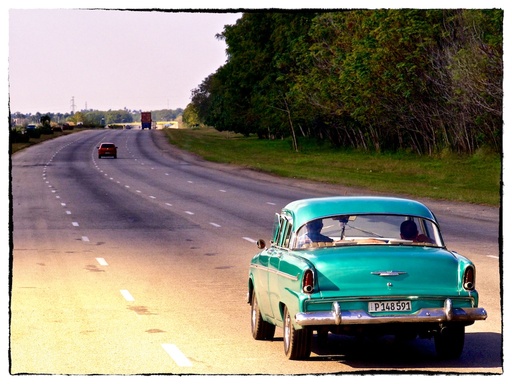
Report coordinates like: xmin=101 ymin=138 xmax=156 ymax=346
xmin=101 ymin=144 xmax=115 ymax=148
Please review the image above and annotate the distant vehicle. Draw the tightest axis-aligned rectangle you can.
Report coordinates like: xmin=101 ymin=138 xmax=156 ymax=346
xmin=97 ymin=143 xmax=117 ymax=159
xmin=141 ymin=112 xmax=152 ymax=130
xmin=248 ymin=196 xmax=487 ymax=360
xmin=26 ymin=124 xmax=37 ymax=130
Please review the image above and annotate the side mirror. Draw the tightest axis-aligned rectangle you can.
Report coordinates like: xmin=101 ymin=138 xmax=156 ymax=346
xmin=256 ymin=239 xmax=266 ymax=249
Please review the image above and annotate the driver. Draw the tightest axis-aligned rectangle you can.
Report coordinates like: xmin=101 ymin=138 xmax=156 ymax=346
xmin=400 ymin=220 xmax=433 ymax=243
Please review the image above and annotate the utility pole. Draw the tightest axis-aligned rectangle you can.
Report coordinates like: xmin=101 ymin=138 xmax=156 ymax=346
xmin=70 ymin=96 xmax=76 ymax=114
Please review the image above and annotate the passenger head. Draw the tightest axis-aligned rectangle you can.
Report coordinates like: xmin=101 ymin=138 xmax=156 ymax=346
xmin=400 ymin=220 xmax=418 ymax=240
xmin=306 ymin=219 xmax=323 ymax=233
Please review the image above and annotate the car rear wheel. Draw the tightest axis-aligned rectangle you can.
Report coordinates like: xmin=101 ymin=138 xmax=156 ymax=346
xmin=250 ymin=291 xmax=275 ymax=340
xmin=283 ymin=306 xmax=312 ymax=360
xmin=434 ymin=325 xmax=465 ymax=359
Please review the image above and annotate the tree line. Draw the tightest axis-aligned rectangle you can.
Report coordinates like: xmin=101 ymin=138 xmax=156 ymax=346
xmin=11 ymin=108 xmax=183 ymax=128
xmin=185 ymin=10 xmax=503 ymax=155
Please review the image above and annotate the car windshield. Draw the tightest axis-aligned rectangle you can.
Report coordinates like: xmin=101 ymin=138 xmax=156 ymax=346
xmin=292 ymin=214 xmax=443 ymax=249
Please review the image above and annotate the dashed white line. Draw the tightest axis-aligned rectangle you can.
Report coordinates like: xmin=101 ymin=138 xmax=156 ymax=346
xmin=72 ymin=222 xmax=79 ymax=227
xmin=243 ymin=237 xmax=257 ymax=243
xmin=165 ymin=203 xmax=173 ymax=207
xmin=120 ymin=290 xmax=135 ymax=302
xmin=61 ymin=203 xmax=66 ymax=206
xmin=185 ymin=211 xmax=194 ymax=215
xmin=219 ymin=189 xmax=226 ymax=193
xmin=210 ymin=222 xmax=221 ymax=228
xmin=149 ymin=196 xmax=156 ymax=199
xmin=81 ymin=236 xmax=90 ymax=242
xmin=66 ymin=211 xmax=71 ymax=215
xmin=162 ymin=344 xmax=193 ymax=367
xmin=266 ymin=202 xmax=276 ymax=206
xmin=96 ymin=258 xmax=109 ymax=266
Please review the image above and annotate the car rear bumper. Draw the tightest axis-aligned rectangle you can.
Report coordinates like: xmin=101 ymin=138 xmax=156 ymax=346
xmin=295 ymin=298 xmax=487 ymax=326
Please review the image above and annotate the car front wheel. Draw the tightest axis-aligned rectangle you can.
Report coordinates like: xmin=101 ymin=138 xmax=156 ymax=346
xmin=434 ymin=325 xmax=465 ymax=359
xmin=283 ymin=306 xmax=312 ymax=360
xmin=251 ymin=291 xmax=275 ymax=340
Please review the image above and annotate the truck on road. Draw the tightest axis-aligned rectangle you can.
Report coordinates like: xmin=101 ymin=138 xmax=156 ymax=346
xmin=141 ymin=112 xmax=152 ymax=130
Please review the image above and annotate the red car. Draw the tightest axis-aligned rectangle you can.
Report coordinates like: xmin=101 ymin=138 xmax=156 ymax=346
xmin=97 ymin=143 xmax=117 ymax=159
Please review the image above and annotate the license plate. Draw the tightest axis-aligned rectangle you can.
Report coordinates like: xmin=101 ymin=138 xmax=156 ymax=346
xmin=368 ymin=300 xmax=411 ymax=312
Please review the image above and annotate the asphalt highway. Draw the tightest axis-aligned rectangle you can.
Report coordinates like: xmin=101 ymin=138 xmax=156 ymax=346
xmin=9 ymin=128 xmax=503 ymax=377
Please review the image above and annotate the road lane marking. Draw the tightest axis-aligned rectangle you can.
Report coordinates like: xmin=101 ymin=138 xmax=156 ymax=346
xmin=149 ymin=196 xmax=156 ymax=199
xmin=72 ymin=222 xmax=79 ymax=227
xmin=165 ymin=203 xmax=173 ymax=207
xmin=61 ymin=203 xmax=66 ymax=206
xmin=210 ymin=222 xmax=221 ymax=228
xmin=266 ymin=202 xmax=276 ymax=205
xmin=162 ymin=344 xmax=193 ymax=367
xmin=487 ymin=255 xmax=499 ymax=259
xmin=243 ymin=237 xmax=257 ymax=243
xmin=96 ymin=258 xmax=109 ymax=266
xmin=187 ymin=180 xmax=193 ymax=184
xmin=219 ymin=189 xmax=226 ymax=192
xmin=120 ymin=290 xmax=135 ymax=302
xmin=66 ymin=211 xmax=71 ymax=215
xmin=82 ymin=236 xmax=90 ymax=242
xmin=185 ymin=211 xmax=194 ymax=215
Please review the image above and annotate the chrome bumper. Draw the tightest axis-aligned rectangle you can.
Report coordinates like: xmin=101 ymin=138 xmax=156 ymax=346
xmin=295 ymin=299 xmax=487 ymax=326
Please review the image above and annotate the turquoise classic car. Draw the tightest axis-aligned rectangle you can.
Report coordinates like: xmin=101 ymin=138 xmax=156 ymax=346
xmin=248 ymin=196 xmax=487 ymax=360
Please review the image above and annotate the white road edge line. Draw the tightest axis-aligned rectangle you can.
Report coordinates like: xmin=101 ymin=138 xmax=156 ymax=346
xmin=162 ymin=344 xmax=193 ymax=367
xmin=120 ymin=289 xmax=135 ymax=302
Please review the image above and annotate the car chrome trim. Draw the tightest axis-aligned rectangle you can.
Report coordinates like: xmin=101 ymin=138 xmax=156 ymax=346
xmin=250 ymin=264 xmax=299 ymax=281
xmin=371 ymin=271 xmax=407 ymax=276
xmin=295 ymin=299 xmax=487 ymax=326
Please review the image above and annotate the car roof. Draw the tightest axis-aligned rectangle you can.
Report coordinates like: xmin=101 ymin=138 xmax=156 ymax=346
xmin=282 ymin=196 xmax=437 ymax=231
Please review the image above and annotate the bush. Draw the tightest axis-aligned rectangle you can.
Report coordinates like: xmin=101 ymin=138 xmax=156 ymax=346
xmin=10 ymin=129 xmax=30 ymax=143
xmin=27 ymin=128 xmax=41 ymax=138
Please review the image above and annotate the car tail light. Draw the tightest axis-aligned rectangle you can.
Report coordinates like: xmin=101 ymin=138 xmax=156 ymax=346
xmin=463 ymin=266 xmax=475 ymax=290
xmin=303 ymin=269 xmax=314 ymax=294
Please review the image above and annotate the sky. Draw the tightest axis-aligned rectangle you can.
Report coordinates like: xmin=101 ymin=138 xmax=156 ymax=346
xmin=8 ymin=9 xmax=242 ymax=114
